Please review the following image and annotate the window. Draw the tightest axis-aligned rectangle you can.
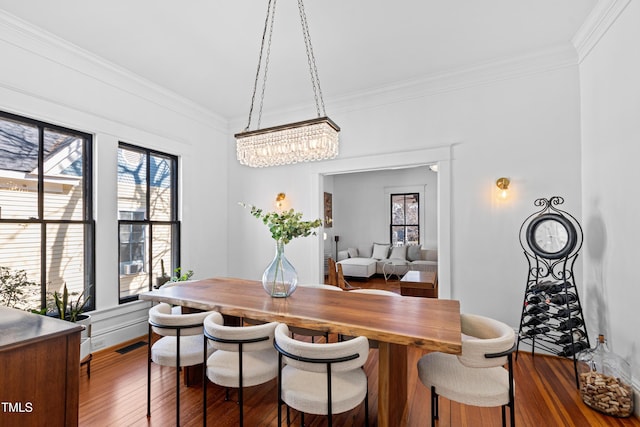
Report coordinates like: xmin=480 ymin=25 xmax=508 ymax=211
xmin=0 ymin=110 xmax=94 ymax=311
xmin=119 ymin=211 xmax=145 ymax=275
xmin=117 ymin=143 xmax=178 ymax=303
xmin=390 ymin=193 xmax=419 ymax=246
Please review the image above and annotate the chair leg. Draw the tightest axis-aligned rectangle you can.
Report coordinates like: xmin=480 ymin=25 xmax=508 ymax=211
xmin=203 ymin=335 xmax=208 ymax=427
xmin=147 ymin=325 xmax=152 ymax=418
xmin=300 ymin=412 xmax=304 ymax=427
xmin=431 ymin=386 xmax=438 ymax=427
xmin=364 ymin=390 xmax=369 ymax=427
xmin=238 ymin=344 xmax=244 ymax=427
xmin=176 ymin=329 xmax=181 ymax=427
xmin=502 ymin=405 xmax=506 ymax=427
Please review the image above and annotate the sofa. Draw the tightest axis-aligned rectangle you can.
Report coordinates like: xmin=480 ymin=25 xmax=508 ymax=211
xmin=336 ymin=243 xmax=437 ymax=279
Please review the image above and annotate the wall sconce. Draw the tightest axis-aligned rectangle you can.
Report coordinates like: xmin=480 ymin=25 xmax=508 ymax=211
xmin=275 ymin=192 xmax=286 ymax=209
xmin=496 ymin=177 xmax=510 ymax=199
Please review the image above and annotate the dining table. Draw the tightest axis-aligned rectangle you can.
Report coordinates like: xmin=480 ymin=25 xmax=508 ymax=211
xmin=140 ymin=277 xmax=461 ymax=427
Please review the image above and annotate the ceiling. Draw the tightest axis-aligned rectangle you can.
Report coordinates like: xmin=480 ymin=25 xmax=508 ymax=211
xmin=0 ymin=1 xmax=598 ymax=122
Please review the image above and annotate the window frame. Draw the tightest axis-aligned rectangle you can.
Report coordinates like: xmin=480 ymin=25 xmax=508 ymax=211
xmin=117 ymin=142 xmax=180 ymax=304
xmin=0 ymin=110 xmax=95 ymax=311
xmin=389 ymin=192 xmax=420 ymax=246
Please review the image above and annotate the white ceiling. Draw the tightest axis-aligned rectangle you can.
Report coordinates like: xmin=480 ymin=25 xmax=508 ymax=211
xmin=0 ymin=0 xmax=598 ymax=122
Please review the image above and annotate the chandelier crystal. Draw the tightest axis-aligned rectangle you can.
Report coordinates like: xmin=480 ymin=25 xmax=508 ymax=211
xmin=236 ymin=117 xmax=339 ymax=167
xmin=236 ymin=0 xmax=339 ymax=168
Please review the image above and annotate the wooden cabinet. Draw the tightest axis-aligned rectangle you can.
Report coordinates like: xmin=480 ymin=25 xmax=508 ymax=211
xmin=0 ymin=307 xmax=82 ymax=427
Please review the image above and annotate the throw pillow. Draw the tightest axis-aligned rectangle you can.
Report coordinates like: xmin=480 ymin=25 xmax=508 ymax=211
xmin=372 ymin=243 xmax=390 ymax=260
xmin=357 ymin=244 xmax=373 ymax=258
xmin=347 ymin=247 xmax=358 ymax=258
xmin=389 ymin=245 xmax=407 ymax=261
xmin=406 ymin=245 xmax=422 ymax=262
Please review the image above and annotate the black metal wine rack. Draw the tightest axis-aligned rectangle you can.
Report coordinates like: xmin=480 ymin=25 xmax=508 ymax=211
xmin=516 ymin=197 xmax=589 ymax=387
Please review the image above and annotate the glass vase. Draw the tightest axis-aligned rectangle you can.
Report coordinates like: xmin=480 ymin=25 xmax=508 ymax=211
xmin=262 ymin=240 xmax=298 ymax=297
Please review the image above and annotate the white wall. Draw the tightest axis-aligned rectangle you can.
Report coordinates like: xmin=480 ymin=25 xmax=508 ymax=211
xmin=579 ymin=0 xmax=640 ymax=402
xmin=0 ymin=12 xmax=229 ymax=350
xmin=228 ymin=57 xmax=583 ymax=329
xmin=331 ymin=167 xmax=437 ymax=250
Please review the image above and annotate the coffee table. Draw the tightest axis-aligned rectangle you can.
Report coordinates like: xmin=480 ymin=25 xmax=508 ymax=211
xmin=382 ymin=260 xmax=410 ymax=282
xmin=400 ymin=270 xmax=438 ymax=298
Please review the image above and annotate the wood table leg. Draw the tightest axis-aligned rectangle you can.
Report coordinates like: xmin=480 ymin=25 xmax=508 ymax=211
xmin=378 ymin=342 xmax=408 ymax=427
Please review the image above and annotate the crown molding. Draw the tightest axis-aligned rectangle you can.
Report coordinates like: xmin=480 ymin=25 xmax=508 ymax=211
xmin=0 ymin=10 xmax=227 ymax=132
xmin=327 ymin=44 xmax=579 ymax=115
xmin=572 ymin=0 xmax=631 ymax=63
xmin=230 ymin=43 xmax=580 ymax=126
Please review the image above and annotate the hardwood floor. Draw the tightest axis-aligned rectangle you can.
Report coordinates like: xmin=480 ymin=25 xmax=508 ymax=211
xmin=79 ymin=276 xmax=639 ymax=426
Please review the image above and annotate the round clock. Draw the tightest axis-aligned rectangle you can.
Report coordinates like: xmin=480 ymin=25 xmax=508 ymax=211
xmin=526 ymin=213 xmax=577 ymax=259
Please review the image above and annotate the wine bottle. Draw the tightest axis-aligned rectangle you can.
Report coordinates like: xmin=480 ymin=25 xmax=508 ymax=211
xmin=546 ymin=281 xmax=570 ymax=294
xmin=524 ymin=326 xmax=550 ymax=337
xmin=529 ymin=281 xmax=553 ymax=293
xmin=557 ymin=340 xmax=588 ymax=357
xmin=527 ymin=294 xmax=543 ymax=304
xmin=522 ymin=314 xmax=549 ymax=327
xmin=555 ymin=330 xmax=585 ymax=345
xmin=551 ymin=305 xmax=580 ymax=319
xmin=558 ymin=317 xmax=583 ymax=331
xmin=546 ymin=292 xmax=577 ymax=305
xmin=525 ymin=304 xmax=549 ymax=315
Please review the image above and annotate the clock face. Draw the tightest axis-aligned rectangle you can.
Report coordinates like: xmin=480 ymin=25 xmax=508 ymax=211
xmin=526 ymin=213 xmax=577 ymax=259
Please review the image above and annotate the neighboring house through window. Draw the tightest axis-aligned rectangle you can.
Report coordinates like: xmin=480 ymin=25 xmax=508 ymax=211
xmin=0 ymin=110 xmax=94 ymax=311
xmin=390 ymin=193 xmax=419 ymax=246
xmin=117 ymin=143 xmax=179 ymax=303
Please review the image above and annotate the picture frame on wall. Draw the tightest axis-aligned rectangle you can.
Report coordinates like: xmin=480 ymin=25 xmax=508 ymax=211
xmin=324 ymin=192 xmax=333 ymax=228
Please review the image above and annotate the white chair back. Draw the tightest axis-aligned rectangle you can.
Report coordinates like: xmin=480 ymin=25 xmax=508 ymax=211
xmin=274 ymin=323 xmax=369 ymax=373
xmin=457 ymin=313 xmax=515 ymax=368
xmin=149 ymin=303 xmax=211 ymax=336
xmin=204 ymin=311 xmax=277 ymax=352
xmin=298 ymin=283 xmax=343 ymax=291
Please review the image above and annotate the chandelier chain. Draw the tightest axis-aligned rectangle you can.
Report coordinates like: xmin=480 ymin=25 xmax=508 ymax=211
xmin=256 ymin=0 xmax=278 ymax=129
xmin=297 ymin=0 xmax=326 ymax=117
xmin=245 ymin=0 xmax=277 ymax=131
xmin=245 ymin=0 xmax=328 ymax=131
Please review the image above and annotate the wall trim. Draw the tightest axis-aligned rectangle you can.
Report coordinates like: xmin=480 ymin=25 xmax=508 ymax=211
xmin=308 ymin=145 xmax=453 ymax=299
xmin=572 ymin=0 xmax=631 ymax=64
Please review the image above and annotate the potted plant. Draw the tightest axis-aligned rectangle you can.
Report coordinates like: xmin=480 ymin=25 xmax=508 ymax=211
xmin=155 ymin=259 xmax=171 ymax=288
xmin=53 ymin=283 xmax=93 ymax=371
xmin=170 ymin=267 xmax=194 ymax=282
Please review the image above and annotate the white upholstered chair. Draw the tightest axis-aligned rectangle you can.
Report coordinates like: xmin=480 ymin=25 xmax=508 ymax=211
xmin=274 ymin=323 xmax=370 ymax=427
xmin=417 ymin=313 xmax=516 ymax=427
xmin=202 ymin=311 xmax=279 ymax=427
xmin=147 ymin=303 xmax=214 ymax=426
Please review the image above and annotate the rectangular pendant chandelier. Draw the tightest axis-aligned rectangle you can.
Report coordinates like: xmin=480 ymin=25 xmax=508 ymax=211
xmin=235 ymin=117 xmax=339 ymax=167
xmin=236 ymin=0 xmax=339 ymax=168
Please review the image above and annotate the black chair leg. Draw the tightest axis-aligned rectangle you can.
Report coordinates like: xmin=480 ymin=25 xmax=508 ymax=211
xmin=431 ymin=386 xmax=438 ymax=427
xmin=364 ymin=391 xmax=369 ymax=427
xmin=147 ymin=326 xmax=152 ymax=418
xmin=502 ymin=405 xmax=506 ymax=427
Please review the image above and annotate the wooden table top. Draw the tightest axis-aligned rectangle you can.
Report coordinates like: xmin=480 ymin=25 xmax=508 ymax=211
xmin=140 ymin=277 xmax=461 ymax=354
